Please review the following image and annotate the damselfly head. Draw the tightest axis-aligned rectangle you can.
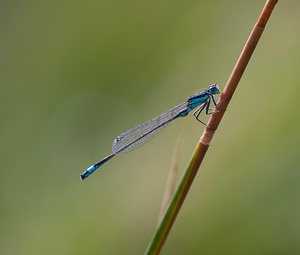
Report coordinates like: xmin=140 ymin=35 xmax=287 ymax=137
xmin=208 ymin=84 xmax=220 ymax=95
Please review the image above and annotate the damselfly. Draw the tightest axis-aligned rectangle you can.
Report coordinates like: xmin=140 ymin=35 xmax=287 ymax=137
xmin=81 ymin=84 xmax=220 ymax=180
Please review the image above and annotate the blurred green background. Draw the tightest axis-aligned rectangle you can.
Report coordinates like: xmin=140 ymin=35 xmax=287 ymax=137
xmin=1 ymin=0 xmax=299 ymax=254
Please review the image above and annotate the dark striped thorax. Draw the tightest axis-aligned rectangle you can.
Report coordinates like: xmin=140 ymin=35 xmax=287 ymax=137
xmin=187 ymin=84 xmax=220 ymax=111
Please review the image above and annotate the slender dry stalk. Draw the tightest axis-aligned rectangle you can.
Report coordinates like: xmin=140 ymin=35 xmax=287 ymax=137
xmin=202 ymin=0 xmax=278 ymax=144
xmin=158 ymin=135 xmax=184 ymax=224
xmin=145 ymin=1 xmax=278 ymax=254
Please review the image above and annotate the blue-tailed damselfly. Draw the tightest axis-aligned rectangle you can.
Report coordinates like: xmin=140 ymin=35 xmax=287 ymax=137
xmin=81 ymin=84 xmax=220 ymax=180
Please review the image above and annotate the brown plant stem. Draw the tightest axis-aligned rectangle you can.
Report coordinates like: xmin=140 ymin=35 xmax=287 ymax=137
xmin=145 ymin=1 xmax=278 ymax=254
xmin=202 ymin=0 xmax=278 ymax=143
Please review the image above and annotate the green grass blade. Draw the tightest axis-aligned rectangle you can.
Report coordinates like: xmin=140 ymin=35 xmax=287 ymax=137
xmin=145 ymin=141 xmax=209 ymax=255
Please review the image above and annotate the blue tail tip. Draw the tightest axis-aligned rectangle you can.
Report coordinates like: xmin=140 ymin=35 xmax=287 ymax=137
xmin=80 ymin=165 xmax=96 ymax=180
xmin=80 ymin=172 xmax=89 ymax=180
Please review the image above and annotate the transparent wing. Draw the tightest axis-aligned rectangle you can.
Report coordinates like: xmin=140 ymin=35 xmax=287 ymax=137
xmin=112 ymin=101 xmax=188 ymax=154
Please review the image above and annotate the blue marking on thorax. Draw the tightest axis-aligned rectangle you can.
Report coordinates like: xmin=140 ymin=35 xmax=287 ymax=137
xmin=176 ymin=93 xmax=209 ymax=118
xmin=188 ymin=93 xmax=209 ymax=110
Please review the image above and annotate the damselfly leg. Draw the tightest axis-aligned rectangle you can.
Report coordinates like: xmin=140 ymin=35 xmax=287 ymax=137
xmin=193 ymin=102 xmax=208 ymax=125
xmin=193 ymin=94 xmax=222 ymax=125
xmin=194 ymin=95 xmax=228 ymax=125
